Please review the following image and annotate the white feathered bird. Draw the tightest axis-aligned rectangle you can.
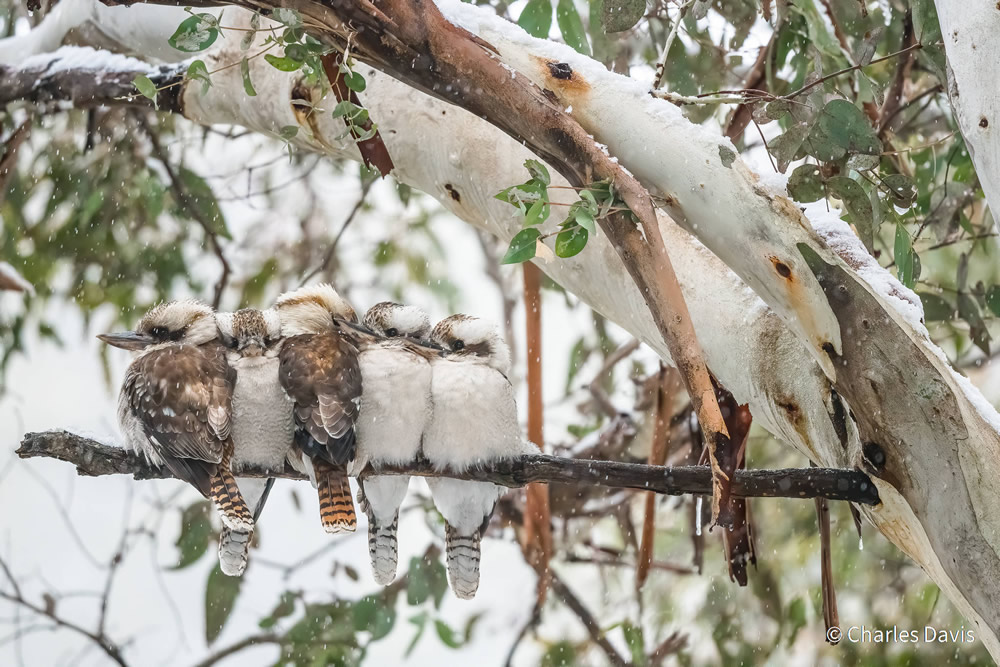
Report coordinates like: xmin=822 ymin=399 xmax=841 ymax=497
xmin=214 ymin=307 xmax=295 ymax=576
xmin=424 ymin=314 xmax=529 ymax=599
xmin=352 ymin=301 xmax=436 ymax=585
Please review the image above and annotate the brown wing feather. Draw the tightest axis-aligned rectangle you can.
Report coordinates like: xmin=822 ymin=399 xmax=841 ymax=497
xmin=279 ymin=333 xmax=362 ymax=465
xmin=125 ymin=343 xmax=235 ymax=493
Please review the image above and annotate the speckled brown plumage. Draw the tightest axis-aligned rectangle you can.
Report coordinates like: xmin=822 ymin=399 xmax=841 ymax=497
xmin=123 ymin=342 xmax=236 ymax=496
xmin=278 ymin=332 xmax=362 ymax=466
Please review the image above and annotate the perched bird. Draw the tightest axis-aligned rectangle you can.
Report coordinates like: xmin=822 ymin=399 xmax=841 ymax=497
xmin=99 ymin=301 xmax=252 ymax=533
xmin=424 ymin=314 xmax=528 ymax=599
xmin=275 ymin=284 xmax=363 ymax=534
xmin=214 ymin=307 xmax=295 ymax=576
xmin=353 ymin=301 xmax=436 ymax=585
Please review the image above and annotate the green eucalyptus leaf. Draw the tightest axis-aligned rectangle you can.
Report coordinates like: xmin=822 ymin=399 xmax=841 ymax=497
xmin=918 ymin=292 xmax=956 ymax=321
xmin=240 ymin=57 xmax=257 ymax=96
xmin=524 ymin=159 xmax=551 ymax=186
xmin=601 ymin=0 xmax=646 ymax=33
xmin=807 ymin=100 xmax=882 ymax=162
xmin=987 ymin=286 xmax=1000 ymax=318
xmin=768 ymin=122 xmax=813 ymax=173
xmin=205 ymin=565 xmax=242 ymax=644
xmin=883 ymin=173 xmax=917 ymax=207
xmin=168 ymin=15 xmax=220 ymax=53
xmin=185 ymin=59 xmax=212 ymax=95
xmin=895 ymin=223 xmax=915 ymax=288
xmin=172 ymin=501 xmax=213 ymax=569
xmin=264 ymin=54 xmax=302 ymax=72
xmin=827 ymin=176 xmax=874 ymax=252
xmin=502 ymin=228 xmax=542 ymax=264
xmin=518 ymin=0 xmax=553 ymax=37
xmin=959 ymin=293 xmax=991 ymax=356
xmin=524 ymin=199 xmax=550 ymax=226
xmin=555 ymin=224 xmax=589 ymax=258
xmin=344 ymin=70 xmax=367 ymax=92
xmin=557 ymin=0 xmax=591 ymax=55
xmin=786 ymin=164 xmax=825 ymax=203
xmin=132 ymin=75 xmax=158 ymax=107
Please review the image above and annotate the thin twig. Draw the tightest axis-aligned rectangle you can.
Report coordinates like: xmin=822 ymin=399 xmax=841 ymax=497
xmin=137 ymin=114 xmax=231 ymax=309
xmin=189 ymin=633 xmax=282 ymax=667
xmin=784 ymin=42 xmax=924 ymax=101
xmin=298 ymin=177 xmax=373 ymax=286
xmin=549 ymin=571 xmax=627 ymax=667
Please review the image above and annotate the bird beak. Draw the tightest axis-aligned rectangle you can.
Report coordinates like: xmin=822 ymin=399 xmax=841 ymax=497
xmin=334 ymin=318 xmax=379 ymax=344
xmin=240 ymin=336 xmax=265 ymax=357
xmin=97 ymin=331 xmax=154 ymax=351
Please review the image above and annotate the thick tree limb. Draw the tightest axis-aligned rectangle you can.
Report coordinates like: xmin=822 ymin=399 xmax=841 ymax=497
xmin=16 ymin=430 xmax=880 ymax=505
xmin=934 ymin=0 xmax=1000 ymax=218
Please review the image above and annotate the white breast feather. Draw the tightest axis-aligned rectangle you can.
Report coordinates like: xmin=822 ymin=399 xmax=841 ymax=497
xmin=423 ymin=358 xmax=527 ymax=472
xmin=353 ymin=345 xmax=431 ymax=473
xmin=229 ymin=356 xmax=295 ymax=473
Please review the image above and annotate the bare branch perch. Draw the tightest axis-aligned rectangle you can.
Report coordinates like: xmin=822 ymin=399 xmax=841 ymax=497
xmin=16 ymin=430 xmax=880 ymax=505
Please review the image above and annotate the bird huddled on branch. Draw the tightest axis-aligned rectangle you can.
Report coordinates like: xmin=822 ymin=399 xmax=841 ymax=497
xmin=98 ymin=287 xmax=528 ymax=599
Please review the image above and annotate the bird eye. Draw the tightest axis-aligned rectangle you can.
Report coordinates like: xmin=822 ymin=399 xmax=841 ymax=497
xmin=385 ymin=327 xmax=399 ymax=337
xmin=150 ymin=326 xmax=168 ymax=339
xmin=226 ymin=337 xmax=238 ymax=349
xmin=452 ymin=340 xmax=465 ymax=351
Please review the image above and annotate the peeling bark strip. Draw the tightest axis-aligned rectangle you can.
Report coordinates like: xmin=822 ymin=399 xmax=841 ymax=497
xmin=16 ymin=430 xmax=880 ymax=504
xmin=317 ymin=52 xmax=394 ymax=176
xmin=715 ymin=385 xmax=756 ymax=586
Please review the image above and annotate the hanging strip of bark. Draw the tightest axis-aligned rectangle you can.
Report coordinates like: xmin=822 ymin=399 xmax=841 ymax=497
xmin=318 ymin=53 xmax=394 ymax=176
xmin=520 ymin=262 xmax=552 ymax=606
xmin=815 ymin=492 xmax=840 ymax=643
xmin=715 ymin=384 xmax=756 ymax=586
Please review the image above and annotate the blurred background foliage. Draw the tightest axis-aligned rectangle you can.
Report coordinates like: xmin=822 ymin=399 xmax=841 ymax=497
xmin=1 ymin=0 xmax=997 ymax=665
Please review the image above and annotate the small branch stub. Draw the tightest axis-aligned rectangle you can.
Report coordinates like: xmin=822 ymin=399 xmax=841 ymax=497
xmin=16 ymin=430 xmax=881 ymax=505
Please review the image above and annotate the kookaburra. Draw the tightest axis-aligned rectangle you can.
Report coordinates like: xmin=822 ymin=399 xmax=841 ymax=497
xmin=274 ymin=284 xmax=363 ymax=534
xmin=424 ymin=314 xmax=528 ymax=599
xmin=213 ymin=307 xmax=295 ymax=576
xmin=352 ymin=302 xmax=436 ymax=585
xmin=99 ymin=301 xmax=253 ymax=533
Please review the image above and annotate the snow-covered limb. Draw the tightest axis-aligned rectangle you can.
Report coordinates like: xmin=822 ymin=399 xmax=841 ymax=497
xmin=5 ymin=1 xmax=1000 ymax=656
xmin=934 ymin=0 xmax=1000 ymax=222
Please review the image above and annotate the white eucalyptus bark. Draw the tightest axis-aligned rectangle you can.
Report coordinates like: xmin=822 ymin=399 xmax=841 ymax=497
xmin=934 ymin=0 xmax=1000 ymax=221
xmin=4 ymin=3 xmax=1000 ymax=656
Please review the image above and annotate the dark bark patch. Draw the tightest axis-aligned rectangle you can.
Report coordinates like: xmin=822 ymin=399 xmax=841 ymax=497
xmin=444 ymin=183 xmax=461 ymax=202
xmin=980 ymin=116 xmax=989 ymax=129
xmin=547 ymin=62 xmax=573 ymax=80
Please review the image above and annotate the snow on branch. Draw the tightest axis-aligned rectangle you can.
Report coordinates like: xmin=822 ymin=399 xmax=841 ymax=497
xmin=16 ymin=430 xmax=881 ymax=506
xmin=0 ymin=46 xmax=183 ymax=110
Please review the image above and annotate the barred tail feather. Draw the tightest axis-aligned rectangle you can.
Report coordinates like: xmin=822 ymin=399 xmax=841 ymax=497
xmin=445 ymin=524 xmax=482 ymax=600
xmin=218 ymin=528 xmax=252 ymax=577
xmin=209 ymin=458 xmax=254 ymax=532
xmin=368 ymin=516 xmax=399 ymax=585
xmin=316 ymin=462 xmax=356 ymax=534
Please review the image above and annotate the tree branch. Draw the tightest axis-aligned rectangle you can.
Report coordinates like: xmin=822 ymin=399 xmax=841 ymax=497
xmin=16 ymin=430 xmax=880 ymax=505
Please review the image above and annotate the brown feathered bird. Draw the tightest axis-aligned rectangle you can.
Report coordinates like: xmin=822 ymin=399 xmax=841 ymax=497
xmin=99 ymin=300 xmax=253 ymax=532
xmin=274 ymin=284 xmax=364 ymax=534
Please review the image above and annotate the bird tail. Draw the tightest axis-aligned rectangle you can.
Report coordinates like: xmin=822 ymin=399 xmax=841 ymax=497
xmin=445 ymin=524 xmax=482 ymax=600
xmin=359 ymin=485 xmax=399 ymax=585
xmin=218 ymin=528 xmax=252 ymax=576
xmin=315 ymin=460 xmax=356 ymax=534
xmin=209 ymin=447 xmax=253 ymax=532
xmin=216 ymin=477 xmax=273 ymax=577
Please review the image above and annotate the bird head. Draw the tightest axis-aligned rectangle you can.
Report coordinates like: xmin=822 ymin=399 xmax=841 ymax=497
xmin=98 ymin=300 xmax=217 ymax=353
xmin=363 ymin=302 xmax=431 ymax=340
xmin=431 ymin=314 xmax=511 ymax=375
xmin=275 ymin=283 xmax=357 ymax=337
xmin=216 ymin=308 xmax=281 ymax=358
